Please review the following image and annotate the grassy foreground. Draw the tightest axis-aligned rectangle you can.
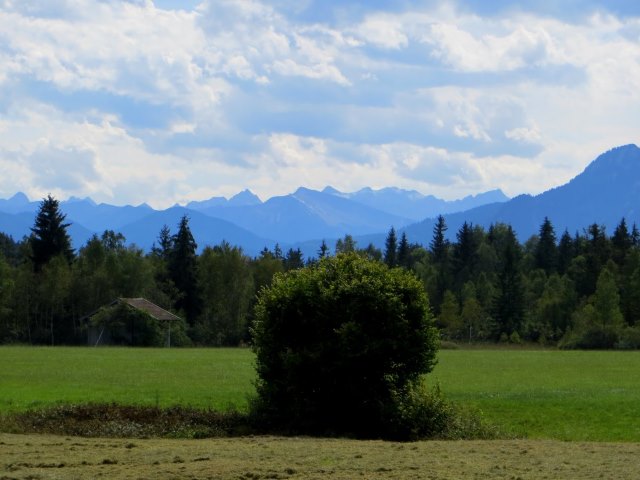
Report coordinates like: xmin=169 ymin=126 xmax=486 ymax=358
xmin=1 ymin=346 xmax=640 ymax=441
xmin=2 ymin=432 xmax=640 ymax=480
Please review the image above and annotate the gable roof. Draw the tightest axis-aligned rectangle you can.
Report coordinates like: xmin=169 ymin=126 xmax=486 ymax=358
xmin=118 ymin=298 xmax=181 ymax=322
xmin=82 ymin=297 xmax=181 ymax=322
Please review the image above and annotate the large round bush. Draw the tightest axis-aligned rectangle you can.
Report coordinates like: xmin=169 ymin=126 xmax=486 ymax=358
xmin=251 ymin=253 xmax=439 ymax=438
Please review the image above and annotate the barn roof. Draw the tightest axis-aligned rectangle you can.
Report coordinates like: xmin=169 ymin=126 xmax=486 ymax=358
xmin=82 ymin=297 xmax=181 ymax=322
xmin=119 ymin=298 xmax=181 ymax=322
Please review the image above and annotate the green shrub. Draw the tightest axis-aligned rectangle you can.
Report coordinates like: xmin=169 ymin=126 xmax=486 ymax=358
xmin=251 ymin=253 xmax=440 ymax=439
xmin=399 ymin=382 xmax=502 ymax=440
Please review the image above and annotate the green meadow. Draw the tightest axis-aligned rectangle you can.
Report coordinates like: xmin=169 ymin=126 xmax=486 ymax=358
xmin=1 ymin=346 xmax=639 ymax=441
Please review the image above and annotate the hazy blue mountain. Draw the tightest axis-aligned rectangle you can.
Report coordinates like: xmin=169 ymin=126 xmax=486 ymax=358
xmin=185 ymin=196 xmax=227 ymax=210
xmin=400 ymin=144 xmax=640 ymax=244
xmin=324 ymin=186 xmax=509 ymax=221
xmin=0 ymin=195 xmax=155 ymax=242
xmin=197 ymin=187 xmax=412 ymax=243
xmin=227 ymin=189 xmax=262 ymax=207
xmin=118 ymin=206 xmax=276 ymax=256
xmin=60 ymin=199 xmax=155 ymax=233
xmin=0 ymin=192 xmax=39 ymax=215
xmin=186 ymin=189 xmax=262 ymax=211
xmin=0 ymin=210 xmax=96 ymax=250
xmin=67 ymin=223 xmax=97 ymax=249
xmin=0 ymin=211 xmax=35 ymax=240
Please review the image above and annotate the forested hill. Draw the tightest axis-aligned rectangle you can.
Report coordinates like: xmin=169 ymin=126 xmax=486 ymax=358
xmin=402 ymin=144 xmax=640 ymax=244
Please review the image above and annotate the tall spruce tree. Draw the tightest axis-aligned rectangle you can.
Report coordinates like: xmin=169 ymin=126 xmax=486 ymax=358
xmin=317 ymin=239 xmax=329 ymax=259
xmin=557 ymin=229 xmax=574 ymax=275
xmin=453 ymin=222 xmax=477 ymax=289
xmin=534 ymin=217 xmax=558 ymax=275
xmin=30 ymin=195 xmax=74 ymax=271
xmin=429 ymin=215 xmax=448 ymax=263
xmin=397 ymin=232 xmax=411 ymax=269
xmin=611 ymin=218 xmax=632 ymax=266
xmin=283 ymin=248 xmax=304 ymax=271
xmin=492 ymin=226 xmax=524 ymax=338
xmin=584 ymin=223 xmax=610 ymax=296
xmin=384 ymin=227 xmax=398 ymax=267
xmin=169 ymin=215 xmax=200 ymax=324
xmin=151 ymin=224 xmax=173 ymax=259
xmin=429 ymin=215 xmax=451 ymax=313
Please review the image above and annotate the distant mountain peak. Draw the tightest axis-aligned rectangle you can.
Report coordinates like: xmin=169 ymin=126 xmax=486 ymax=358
xmin=9 ymin=192 xmax=30 ymax=204
xmin=293 ymin=187 xmax=316 ymax=196
xmin=228 ymin=189 xmax=262 ymax=206
xmin=462 ymin=189 xmax=509 ymax=203
xmin=322 ymin=186 xmax=342 ymax=195
xmin=588 ymin=143 xmax=639 ymax=165
xmin=573 ymin=143 xmax=640 ymax=182
xmin=66 ymin=196 xmax=97 ymax=206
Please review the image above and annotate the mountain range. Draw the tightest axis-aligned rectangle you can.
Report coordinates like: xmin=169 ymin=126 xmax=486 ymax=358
xmin=0 ymin=182 xmax=509 ymax=256
xmin=0 ymin=144 xmax=638 ymax=257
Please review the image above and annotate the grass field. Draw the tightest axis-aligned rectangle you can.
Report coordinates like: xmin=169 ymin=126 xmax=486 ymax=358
xmin=430 ymin=349 xmax=640 ymax=441
xmin=1 ymin=346 xmax=640 ymax=441
xmin=0 ymin=347 xmax=255 ymax=412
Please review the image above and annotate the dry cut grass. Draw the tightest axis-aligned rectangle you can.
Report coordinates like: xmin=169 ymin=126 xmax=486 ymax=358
xmin=2 ymin=433 xmax=640 ymax=480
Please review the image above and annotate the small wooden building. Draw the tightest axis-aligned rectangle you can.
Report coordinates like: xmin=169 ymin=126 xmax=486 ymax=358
xmin=85 ymin=297 xmax=181 ymax=347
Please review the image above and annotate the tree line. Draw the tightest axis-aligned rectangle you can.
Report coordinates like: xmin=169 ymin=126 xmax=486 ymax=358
xmin=0 ymin=195 xmax=639 ymax=348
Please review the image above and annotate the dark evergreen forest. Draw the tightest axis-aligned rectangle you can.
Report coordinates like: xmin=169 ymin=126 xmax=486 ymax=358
xmin=1 ymin=197 xmax=639 ymax=349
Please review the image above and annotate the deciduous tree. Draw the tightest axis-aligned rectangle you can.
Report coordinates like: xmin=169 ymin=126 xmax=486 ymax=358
xmin=252 ymin=253 xmax=439 ymax=438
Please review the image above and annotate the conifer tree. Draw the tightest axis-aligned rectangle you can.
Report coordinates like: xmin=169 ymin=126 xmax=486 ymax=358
xmin=611 ymin=218 xmax=632 ymax=265
xmin=584 ymin=223 xmax=610 ymax=296
xmin=169 ymin=215 xmax=200 ymax=324
xmin=453 ymin=222 xmax=477 ymax=289
xmin=335 ymin=234 xmax=356 ymax=254
xmin=30 ymin=195 xmax=74 ymax=271
xmin=283 ymin=248 xmax=304 ymax=271
xmin=557 ymin=229 xmax=574 ymax=275
xmin=534 ymin=217 xmax=557 ymax=274
xmin=384 ymin=227 xmax=398 ymax=267
xmin=317 ymin=239 xmax=329 ymax=259
xmin=151 ymin=224 xmax=173 ymax=259
xmin=397 ymin=232 xmax=411 ymax=269
xmin=492 ymin=226 xmax=524 ymax=338
xmin=429 ymin=215 xmax=451 ymax=313
xmin=429 ymin=215 xmax=448 ymax=263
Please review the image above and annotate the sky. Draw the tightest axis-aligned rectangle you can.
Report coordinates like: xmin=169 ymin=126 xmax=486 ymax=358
xmin=0 ymin=0 xmax=639 ymax=208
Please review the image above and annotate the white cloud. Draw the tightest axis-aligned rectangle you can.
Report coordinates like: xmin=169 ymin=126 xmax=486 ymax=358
xmin=354 ymin=14 xmax=409 ymax=50
xmin=0 ymin=0 xmax=638 ymax=208
xmin=0 ymin=102 xmax=194 ymax=207
xmin=425 ymin=21 xmax=557 ymax=72
xmin=504 ymin=126 xmax=541 ymax=143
